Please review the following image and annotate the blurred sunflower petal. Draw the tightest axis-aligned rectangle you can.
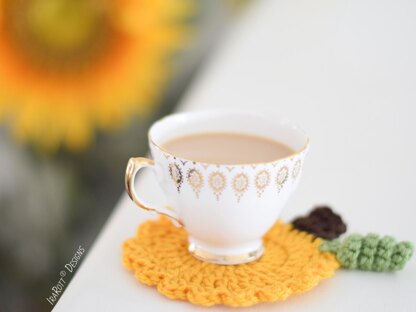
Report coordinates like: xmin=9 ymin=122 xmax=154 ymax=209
xmin=0 ymin=0 xmax=194 ymax=152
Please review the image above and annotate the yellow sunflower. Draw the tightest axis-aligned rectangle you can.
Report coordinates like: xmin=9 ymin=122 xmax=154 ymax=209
xmin=0 ymin=0 xmax=193 ymax=151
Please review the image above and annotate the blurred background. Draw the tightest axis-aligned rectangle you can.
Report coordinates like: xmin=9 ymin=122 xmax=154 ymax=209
xmin=2 ymin=0 xmax=415 ymax=311
xmin=0 ymin=0 xmax=252 ymax=310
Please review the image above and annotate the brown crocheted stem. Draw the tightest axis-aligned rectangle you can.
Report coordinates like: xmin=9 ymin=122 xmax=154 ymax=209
xmin=292 ymin=206 xmax=347 ymax=240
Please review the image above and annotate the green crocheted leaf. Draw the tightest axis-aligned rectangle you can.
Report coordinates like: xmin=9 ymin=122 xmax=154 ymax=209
xmin=320 ymin=233 xmax=413 ymax=272
xmin=357 ymin=233 xmax=378 ymax=270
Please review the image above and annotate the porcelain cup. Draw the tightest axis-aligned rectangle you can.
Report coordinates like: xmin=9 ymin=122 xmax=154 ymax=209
xmin=125 ymin=111 xmax=309 ymax=265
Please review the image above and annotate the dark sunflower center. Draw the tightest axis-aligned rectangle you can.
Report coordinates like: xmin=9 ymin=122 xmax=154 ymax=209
xmin=28 ymin=0 xmax=101 ymax=51
xmin=4 ymin=0 xmax=112 ymax=71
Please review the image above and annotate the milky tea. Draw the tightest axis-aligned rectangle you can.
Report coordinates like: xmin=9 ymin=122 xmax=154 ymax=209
xmin=163 ymin=132 xmax=294 ymax=164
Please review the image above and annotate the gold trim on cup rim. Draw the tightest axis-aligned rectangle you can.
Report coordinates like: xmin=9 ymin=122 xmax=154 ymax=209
xmin=148 ymin=134 xmax=309 ymax=167
xmin=147 ymin=111 xmax=309 ymax=166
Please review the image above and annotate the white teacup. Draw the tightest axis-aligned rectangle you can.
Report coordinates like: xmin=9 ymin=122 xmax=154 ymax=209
xmin=125 ymin=111 xmax=309 ymax=265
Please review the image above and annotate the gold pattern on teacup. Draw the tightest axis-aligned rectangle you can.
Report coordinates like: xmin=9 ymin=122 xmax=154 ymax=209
xmin=209 ymin=171 xmax=226 ymax=200
xmin=276 ymin=166 xmax=288 ymax=192
xmin=202 ymin=163 xmax=210 ymax=170
xmin=226 ymin=166 xmax=234 ymax=172
xmin=255 ymin=170 xmax=270 ymax=197
xmin=186 ymin=168 xmax=204 ymax=198
xmin=232 ymin=173 xmax=249 ymax=202
xmin=292 ymin=159 xmax=301 ymax=180
xmin=169 ymin=163 xmax=183 ymax=193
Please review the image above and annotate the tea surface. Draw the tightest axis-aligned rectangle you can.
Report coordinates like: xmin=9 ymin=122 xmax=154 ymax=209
xmin=162 ymin=132 xmax=294 ymax=164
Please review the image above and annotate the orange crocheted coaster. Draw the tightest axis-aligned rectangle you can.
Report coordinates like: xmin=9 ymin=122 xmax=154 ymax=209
xmin=122 ymin=217 xmax=339 ymax=307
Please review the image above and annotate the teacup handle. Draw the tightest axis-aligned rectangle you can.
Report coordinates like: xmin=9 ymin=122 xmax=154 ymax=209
xmin=125 ymin=157 xmax=183 ymax=226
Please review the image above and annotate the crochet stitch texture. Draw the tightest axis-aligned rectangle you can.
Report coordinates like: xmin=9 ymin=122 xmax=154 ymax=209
xmin=122 ymin=217 xmax=339 ymax=307
xmin=320 ymin=233 xmax=413 ymax=271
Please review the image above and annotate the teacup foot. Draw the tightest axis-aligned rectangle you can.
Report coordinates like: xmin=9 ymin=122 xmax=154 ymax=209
xmin=188 ymin=238 xmax=264 ymax=265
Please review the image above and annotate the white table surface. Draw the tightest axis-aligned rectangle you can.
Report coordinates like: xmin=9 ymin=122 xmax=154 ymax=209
xmin=54 ymin=0 xmax=416 ymax=310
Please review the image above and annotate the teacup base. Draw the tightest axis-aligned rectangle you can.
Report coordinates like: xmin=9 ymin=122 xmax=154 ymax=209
xmin=188 ymin=237 xmax=264 ymax=265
